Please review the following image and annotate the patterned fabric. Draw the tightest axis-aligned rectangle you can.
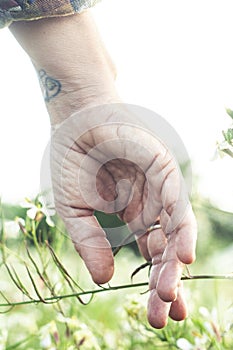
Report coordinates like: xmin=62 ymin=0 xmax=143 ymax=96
xmin=0 ymin=0 xmax=100 ymax=28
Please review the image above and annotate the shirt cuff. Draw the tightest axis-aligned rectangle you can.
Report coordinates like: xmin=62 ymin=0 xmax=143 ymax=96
xmin=0 ymin=0 xmax=101 ymax=28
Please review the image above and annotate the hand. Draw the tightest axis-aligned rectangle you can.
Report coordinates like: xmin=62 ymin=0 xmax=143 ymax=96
xmin=10 ymin=11 xmax=197 ymax=328
xmin=51 ymin=104 xmax=197 ymax=329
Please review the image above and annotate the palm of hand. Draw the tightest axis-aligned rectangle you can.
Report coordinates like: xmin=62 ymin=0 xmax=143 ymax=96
xmin=51 ymin=107 xmax=197 ymax=328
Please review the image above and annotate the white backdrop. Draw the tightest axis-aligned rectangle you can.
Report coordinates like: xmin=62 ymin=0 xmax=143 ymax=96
xmin=0 ymin=0 xmax=232 ymax=212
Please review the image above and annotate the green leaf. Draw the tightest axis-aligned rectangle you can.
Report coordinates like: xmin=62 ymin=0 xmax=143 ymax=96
xmin=223 ymin=148 xmax=233 ymax=158
xmin=222 ymin=128 xmax=233 ymax=145
xmin=226 ymin=108 xmax=233 ymax=120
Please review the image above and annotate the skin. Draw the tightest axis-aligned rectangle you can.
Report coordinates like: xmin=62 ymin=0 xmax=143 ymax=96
xmin=10 ymin=11 xmax=197 ymax=328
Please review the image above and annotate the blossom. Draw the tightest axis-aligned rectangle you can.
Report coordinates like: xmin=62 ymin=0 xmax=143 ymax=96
xmin=57 ymin=316 xmax=100 ymax=349
xmin=0 ymin=217 xmax=25 ymax=239
xmin=124 ymin=294 xmax=147 ymax=321
xmin=177 ymin=338 xmax=193 ymax=350
xmin=74 ymin=325 xmax=101 ymax=350
xmin=198 ymin=307 xmax=221 ymax=341
xmin=20 ymin=196 xmax=55 ymax=227
xmin=40 ymin=334 xmax=52 ymax=349
xmin=39 ymin=321 xmax=58 ymax=350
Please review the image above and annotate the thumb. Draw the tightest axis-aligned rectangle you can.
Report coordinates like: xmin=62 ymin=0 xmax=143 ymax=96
xmin=64 ymin=214 xmax=114 ymax=284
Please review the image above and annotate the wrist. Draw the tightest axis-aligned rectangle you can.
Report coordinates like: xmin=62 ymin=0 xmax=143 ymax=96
xmin=10 ymin=11 xmax=119 ymax=124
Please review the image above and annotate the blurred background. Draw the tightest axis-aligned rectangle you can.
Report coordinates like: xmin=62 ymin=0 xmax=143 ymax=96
xmin=0 ymin=1 xmax=232 ymax=348
xmin=0 ymin=0 xmax=232 ymax=212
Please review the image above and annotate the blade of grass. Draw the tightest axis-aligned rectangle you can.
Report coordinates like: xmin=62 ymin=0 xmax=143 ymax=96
xmin=46 ymin=241 xmax=84 ymax=292
xmin=6 ymin=335 xmax=35 ymax=350
xmin=25 ymin=245 xmax=53 ymax=292
xmin=4 ymin=263 xmax=33 ymax=300
xmin=0 ymin=291 xmax=14 ymax=313
xmin=46 ymin=242 xmax=92 ymax=305
xmin=25 ymin=263 xmax=57 ymax=304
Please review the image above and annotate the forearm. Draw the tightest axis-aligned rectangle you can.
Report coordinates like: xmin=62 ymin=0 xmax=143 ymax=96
xmin=10 ymin=11 xmax=119 ymax=124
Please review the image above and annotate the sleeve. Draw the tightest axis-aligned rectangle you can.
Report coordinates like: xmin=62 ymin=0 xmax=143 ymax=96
xmin=0 ymin=0 xmax=101 ymax=29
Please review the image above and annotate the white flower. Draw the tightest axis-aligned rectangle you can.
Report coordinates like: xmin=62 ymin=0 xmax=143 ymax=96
xmin=57 ymin=316 xmax=100 ymax=350
xmin=199 ymin=306 xmax=209 ymax=318
xmin=103 ymin=330 xmax=117 ymax=349
xmin=0 ymin=217 xmax=25 ymax=239
xmin=74 ymin=328 xmax=100 ymax=350
xmin=199 ymin=306 xmax=221 ymax=340
xmin=57 ymin=315 xmax=80 ymax=329
xmin=39 ymin=322 xmax=58 ymax=349
xmin=194 ymin=334 xmax=209 ymax=348
xmin=177 ymin=338 xmax=193 ymax=350
xmin=20 ymin=196 xmax=55 ymax=227
xmin=218 ymin=140 xmax=232 ymax=150
xmin=3 ymin=220 xmax=19 ymax=239
xmin=40 ymin=334 xmax=52 ymax=349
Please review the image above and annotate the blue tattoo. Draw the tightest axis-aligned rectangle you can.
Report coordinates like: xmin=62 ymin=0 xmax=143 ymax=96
xmin=38 ymin=70 xmax=62 ymax=103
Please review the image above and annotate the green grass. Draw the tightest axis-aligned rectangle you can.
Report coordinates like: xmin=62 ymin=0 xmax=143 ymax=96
xmin=0 ymin=244 xmax=232 ymax=350
xmin=0 ymin=199 xmax=232 ymax=350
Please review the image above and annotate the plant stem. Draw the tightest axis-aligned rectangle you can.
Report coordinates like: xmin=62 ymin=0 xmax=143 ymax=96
xmin=182 ymin=274 xmax=233 ymax=281
xmin=0 ymin=274 xmax=232 ymax=308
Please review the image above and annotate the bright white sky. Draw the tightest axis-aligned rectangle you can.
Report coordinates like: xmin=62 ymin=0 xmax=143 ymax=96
xmin=0 ymin=0 xmax=232 ymax=212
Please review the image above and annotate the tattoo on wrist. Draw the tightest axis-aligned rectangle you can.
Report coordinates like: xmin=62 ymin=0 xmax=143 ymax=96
xmin=38 ymin=69 xmax=62 ymax=103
